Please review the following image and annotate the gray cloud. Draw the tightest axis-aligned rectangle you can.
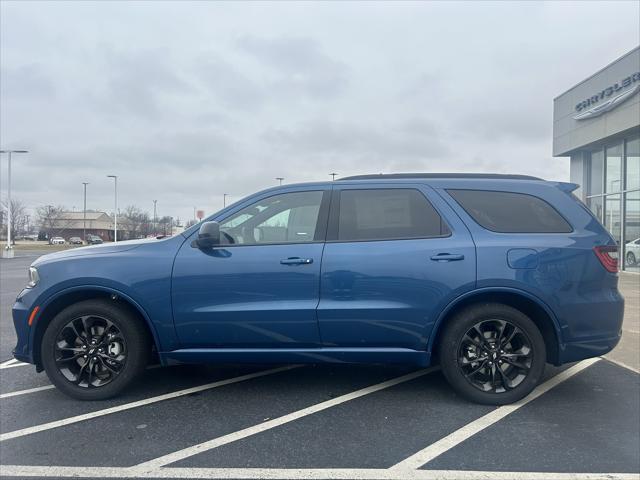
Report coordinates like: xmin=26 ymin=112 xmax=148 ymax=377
xmin=1 ymin=1 xmax=638 ymax=222
xmin=237 ymin=35 xmax=349 ymax=99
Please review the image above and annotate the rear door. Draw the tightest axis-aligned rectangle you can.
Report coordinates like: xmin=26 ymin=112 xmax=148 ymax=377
xmin=317 ymin=183 xmax=476 ymax=350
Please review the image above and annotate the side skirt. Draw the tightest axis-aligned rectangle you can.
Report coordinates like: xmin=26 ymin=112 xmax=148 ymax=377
xmin=160 ymin=347 xmax=431 ymax=367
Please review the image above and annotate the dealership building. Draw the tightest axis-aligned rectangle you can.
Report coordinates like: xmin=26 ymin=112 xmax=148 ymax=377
xmin=553 ymin=46 xmax=640 ymax=272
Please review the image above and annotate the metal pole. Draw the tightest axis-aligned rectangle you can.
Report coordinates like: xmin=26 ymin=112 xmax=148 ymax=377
xmin=7 ymin=151 xmax=11 ymax=249
xmin=223 ymin=194 xmax=228 ymax=207
xmin=107 ymin=175 xmax=118 ymax=242
xmin=153 ymin=200 xmax=157 ymax=235
xmin=330 ymin=172 xmax=338 ymax=181
xmin=82 ymin=182 xmax=88 ymax=243
xmin=276 ymin=177 xmax=284 ymax=185
xmin=1 ymin=150 xmax=29 ymax=252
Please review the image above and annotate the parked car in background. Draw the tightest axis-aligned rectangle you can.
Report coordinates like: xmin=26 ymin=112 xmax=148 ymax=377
xmin=69 ymin=237 xmax=83 ymax=245
xmin=24 ymin=234 xmax=39 ymax=241
xmin=86 ymin=235 xmax=103 ymax=245
xmin=48 ymin=237 xmax=65 ymax=245
xmin=625 ymin=238 xmax=640 ymax=266
xmin=12 ymin=173 xmax=624 ymax=405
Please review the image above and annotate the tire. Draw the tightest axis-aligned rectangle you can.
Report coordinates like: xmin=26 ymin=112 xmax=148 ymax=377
xmin=627 ymin=251 xmax=636 ymax=267
xmin=438 ymin=303 xmax=546 ymax=405
xmin=41 ymin=299 xmax=150 ymax=400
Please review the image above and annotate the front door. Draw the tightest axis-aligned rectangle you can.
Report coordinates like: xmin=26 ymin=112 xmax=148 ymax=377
xmin=172 ymin=188 xmax=330 ymax=348
xmin=317 ymin=185 xmax=476 ymax=351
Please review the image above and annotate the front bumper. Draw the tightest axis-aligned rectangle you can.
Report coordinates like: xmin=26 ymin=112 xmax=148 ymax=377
xmin=12 ymin=290 xmax=37 ymax=365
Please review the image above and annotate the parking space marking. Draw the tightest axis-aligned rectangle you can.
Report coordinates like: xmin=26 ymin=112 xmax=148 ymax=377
xmin=0 ymin=365 xmax=297 ymax=442
xmin=0 ymin=465 xmax=636 ymax=479
xmin=391 ymin=358 xmax=601 ymax=470
xmin=603 ymin=356 xmax=640 ymax=374
xmin=0 ymin=385 xmax=54 ymax=399
xmin=132 ymin=368 xmax=437 ymax=472
xmin=0 ymin=359 xmax=29 ymax=369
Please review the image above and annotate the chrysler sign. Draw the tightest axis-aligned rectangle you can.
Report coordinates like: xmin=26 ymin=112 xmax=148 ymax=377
xmin=574 ymin=71 xmax=640 ymax=120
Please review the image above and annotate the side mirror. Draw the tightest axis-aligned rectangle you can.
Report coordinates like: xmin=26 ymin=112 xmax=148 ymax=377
xmin=193 ymin=221 xmax=221 ymax=249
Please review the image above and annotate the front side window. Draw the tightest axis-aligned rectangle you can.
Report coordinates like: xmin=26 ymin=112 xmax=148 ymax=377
xmin=219 ymin=191 xmax=324 ymax=245
xmin=448 ymin=189 xmax=572 ymax=234
xmin=337 ymin=188 xmax=450 ymax=241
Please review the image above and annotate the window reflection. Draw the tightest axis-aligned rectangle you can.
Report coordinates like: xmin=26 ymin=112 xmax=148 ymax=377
xmin=605 ymin=143 xmax=622 ymax=194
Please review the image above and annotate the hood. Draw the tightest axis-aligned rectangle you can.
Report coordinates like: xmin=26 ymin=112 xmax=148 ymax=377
xmin=33 ymin=237 xmax=159 ymax=265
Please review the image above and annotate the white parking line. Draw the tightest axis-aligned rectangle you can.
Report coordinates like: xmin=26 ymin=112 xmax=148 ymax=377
xmin=0 ymin=365 xmax=298 ymax=442
xmin=603 ymin=356 xmax=640 ymax=374
xmin=392 ymin=358 xmax=601 ymax=470
xmin=0 ymin=358 xmax=29 ymax=369
xmin=0 ymin=465 xmax=636 ymax=479
xmin=132 ymin=368 xmax=437 ymax=472
xmin=0 ymin=384 xmax=55 ymax=399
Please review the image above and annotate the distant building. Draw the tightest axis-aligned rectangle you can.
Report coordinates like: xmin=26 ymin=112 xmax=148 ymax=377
xmin=47 ymin=212 xmax=130 ymax=241
xmin=553 ymin=46 xmax=639 ymax=272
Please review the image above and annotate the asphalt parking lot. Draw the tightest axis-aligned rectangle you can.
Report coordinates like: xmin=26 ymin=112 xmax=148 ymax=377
xmin=1 ymin=252 xmax=639 ymax=480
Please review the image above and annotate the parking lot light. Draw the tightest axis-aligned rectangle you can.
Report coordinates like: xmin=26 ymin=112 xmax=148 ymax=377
xmin=107 ymin=175 xmax=118 ymax=242
xmin=0 ymin=149 xmax=29 ymax=257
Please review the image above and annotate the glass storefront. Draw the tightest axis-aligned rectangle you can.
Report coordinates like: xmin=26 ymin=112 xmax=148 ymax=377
xmin=586 ymin=134 xmax=640 ymax=272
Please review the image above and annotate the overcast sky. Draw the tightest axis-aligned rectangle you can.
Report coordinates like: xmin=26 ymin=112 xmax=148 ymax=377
xmin=1 ymin=1 xmax=639 ymax=223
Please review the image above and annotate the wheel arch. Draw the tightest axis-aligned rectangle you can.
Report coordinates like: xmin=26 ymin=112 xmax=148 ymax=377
xmin=31 ymin=286 xmax=161 ymax=371
xmin=428 ymin=288 xmax=562 ymax=365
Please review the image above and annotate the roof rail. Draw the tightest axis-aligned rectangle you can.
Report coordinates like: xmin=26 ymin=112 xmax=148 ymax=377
xmin=338 ymin=173 xmax=543 ymax=181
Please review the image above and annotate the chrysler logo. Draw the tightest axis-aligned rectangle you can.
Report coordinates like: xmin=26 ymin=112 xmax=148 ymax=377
xmin=574 ymin=72 xmax=640 ymax=120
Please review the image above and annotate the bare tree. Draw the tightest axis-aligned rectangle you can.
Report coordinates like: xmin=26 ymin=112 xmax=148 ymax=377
xmin=122 ymin=205 xmax=152 ymax=239
xmin=36 ymin=205 xmax=67 ymax=238
xmin=0 ymin=198 xmax=28 ymax=243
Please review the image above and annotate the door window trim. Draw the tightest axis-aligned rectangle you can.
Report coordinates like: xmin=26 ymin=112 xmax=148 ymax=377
xmin=202 ymin=189 xmax=332 ymax=247
xmin=326 ymin=187 xmax=452 ymax=243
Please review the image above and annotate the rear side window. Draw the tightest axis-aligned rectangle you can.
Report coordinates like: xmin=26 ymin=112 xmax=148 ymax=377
xmin=447 ymin=189 xmax=572 ymax=233
xmin=337 ymin=188 xmax=450 ymax=241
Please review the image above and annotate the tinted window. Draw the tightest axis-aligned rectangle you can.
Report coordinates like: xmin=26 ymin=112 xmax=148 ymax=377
xmin=220 ymin=191 xmax=324 ymax=245
xmin=337 ymin=189 xmax=450 ymax=241
xmin=448 ymin=189 xmax=572 ymax=233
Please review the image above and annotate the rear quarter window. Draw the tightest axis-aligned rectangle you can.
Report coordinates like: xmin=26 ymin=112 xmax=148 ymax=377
xmin=447 ymin=189 xmax=573 ymax=233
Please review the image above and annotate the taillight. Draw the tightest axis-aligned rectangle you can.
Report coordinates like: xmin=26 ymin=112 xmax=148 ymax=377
xmin=593 ymin=245 xmax=619 ymax=273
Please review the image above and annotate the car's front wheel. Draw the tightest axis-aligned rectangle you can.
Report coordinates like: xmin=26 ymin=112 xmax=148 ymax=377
xmin=439 ymin=303 xmax=546 ymax=405
xmin=41 ymin=299 xmax=150 ymax=400
xmin=627 ymin=251 xmax=637 ymax=267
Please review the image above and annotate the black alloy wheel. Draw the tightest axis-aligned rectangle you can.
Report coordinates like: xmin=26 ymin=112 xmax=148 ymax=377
xmin=54 ymin=315 xmax=127 ymax=388
xmin=457 ymin=319 xmax=533 ymax=393
xmin=42 ymin=299 xmax=149 ymax=400
xmin=439 ymin=303 xmax=546 ymax=405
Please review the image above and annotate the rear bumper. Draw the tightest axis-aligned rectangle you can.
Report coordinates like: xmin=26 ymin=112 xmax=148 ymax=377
xmin=559 ymin=333 xmax=622 ymax=364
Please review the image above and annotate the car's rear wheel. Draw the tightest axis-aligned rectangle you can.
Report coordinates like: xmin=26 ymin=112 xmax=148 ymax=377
xmin=439 ymin=303 xmax=546 ymax=405
xmin=41 ymin=299 xmax=150 ymax=400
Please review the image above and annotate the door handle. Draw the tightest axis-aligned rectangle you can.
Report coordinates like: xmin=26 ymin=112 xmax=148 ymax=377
xmin=430 ymin=253 xmax=465 ymax=262
xmin=280 ymin=257 xmax=314 ymax=265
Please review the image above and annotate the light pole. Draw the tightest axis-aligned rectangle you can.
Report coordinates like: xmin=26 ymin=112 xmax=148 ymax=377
xmin=276 ymin=177 xmax=284 ymax=185
xmin=82 ymin=182 xmax=89 ymax=243
xmin=0 ymin=149 xmax=28 ymax=255
xmin=153 ymin=200 xmax=157 ymax=235
xmin=107 ymin=175 xmax=118 ymax=242
xmin=223 ymin=193 xmax=228 ymax=207
xmin=329 ymin=172 xmax=338 ymax=181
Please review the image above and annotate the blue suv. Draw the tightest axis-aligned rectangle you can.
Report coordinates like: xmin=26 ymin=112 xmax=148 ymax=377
xmin=12 ymin=174 xmax=624 ymax=404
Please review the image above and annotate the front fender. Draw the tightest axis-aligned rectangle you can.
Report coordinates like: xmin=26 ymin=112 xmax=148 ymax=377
xmin=28 ymin=284 xmax=166 ymax=360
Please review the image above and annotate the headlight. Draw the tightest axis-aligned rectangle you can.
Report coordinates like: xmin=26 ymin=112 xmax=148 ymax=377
xmin=26 ymin=267 xmax=39 ymax=288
